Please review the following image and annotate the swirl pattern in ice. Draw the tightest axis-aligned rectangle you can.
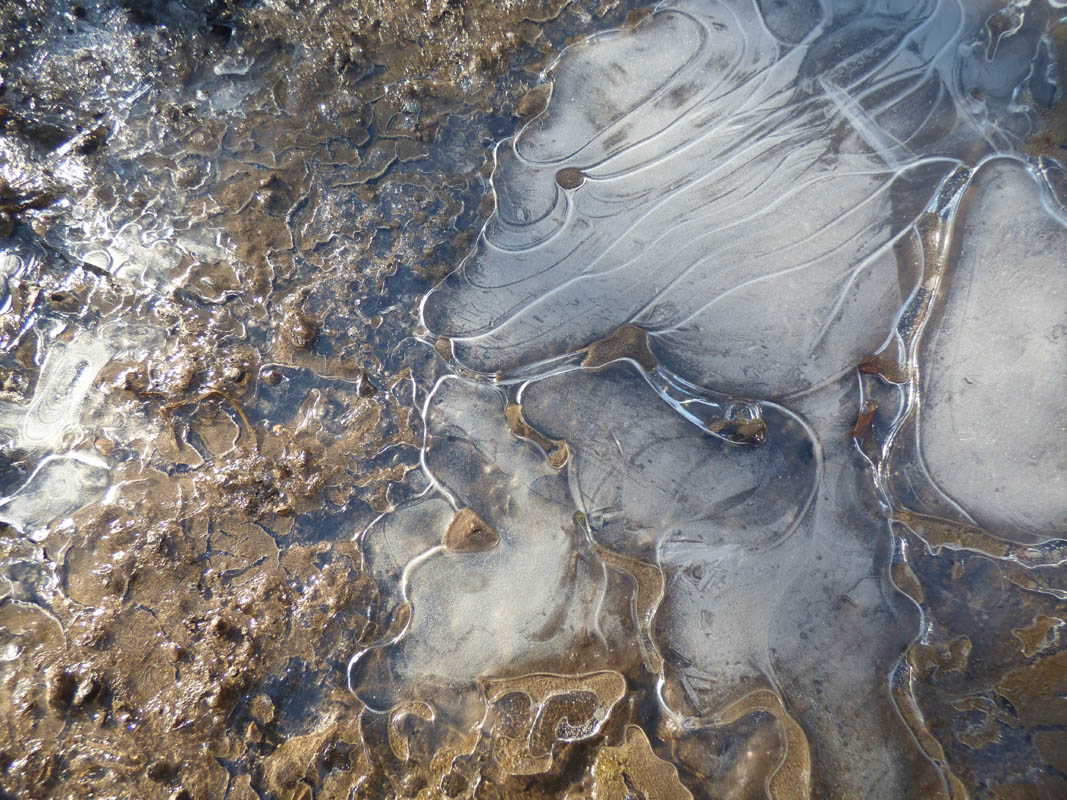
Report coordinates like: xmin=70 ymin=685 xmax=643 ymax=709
xmin=352 ymin=1 xmax=1067 ymax=797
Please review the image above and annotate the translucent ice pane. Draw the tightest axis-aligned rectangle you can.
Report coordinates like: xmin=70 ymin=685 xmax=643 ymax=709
xmin=919 ymin=160 xmax=1067 ymax=538
xmin=0 ymin=454 xmax=110 ymax=536
xmin=423 ymin=0 xmax=1052 ymax=398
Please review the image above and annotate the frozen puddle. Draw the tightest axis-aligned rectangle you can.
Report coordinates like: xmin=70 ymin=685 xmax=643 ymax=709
xmin=353 ymin=1 xmax=1067 ymax=797
xmin=0 ymin=323 xmax=159 ymax=534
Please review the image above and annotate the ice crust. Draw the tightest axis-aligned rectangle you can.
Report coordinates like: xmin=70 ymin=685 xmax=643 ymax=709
xmin=356 ymin=1 xmax=1067 ymax=796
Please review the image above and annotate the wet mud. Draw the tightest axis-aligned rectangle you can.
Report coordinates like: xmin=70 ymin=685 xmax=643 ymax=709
xmin=0 ymin=1 xmax=1065 ymax=799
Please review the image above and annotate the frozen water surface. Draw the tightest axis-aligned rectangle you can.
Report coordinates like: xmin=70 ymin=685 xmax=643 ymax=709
xmin=1 ymin=0 xmax=1065 ymax=797
xmin=358 ymin=1 xmax=1067 ymax=797
xmin=916 ymin=161 xmax=1066 ymax=538
xmin=424 ymin=0 xmax=1054 ymax=396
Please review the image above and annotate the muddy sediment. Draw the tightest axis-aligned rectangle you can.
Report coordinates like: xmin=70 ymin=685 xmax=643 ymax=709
xmin=0 ymin=2 xmax=642 ymax=797
xmin=1 ymin=1 xmax=1065 ymax=799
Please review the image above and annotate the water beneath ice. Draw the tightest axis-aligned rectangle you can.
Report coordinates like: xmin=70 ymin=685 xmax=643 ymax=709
xmin=360 ymin=1 xmax=1067 ymax=797
xmin=1 ymin=1 xmax=1066 ymax=798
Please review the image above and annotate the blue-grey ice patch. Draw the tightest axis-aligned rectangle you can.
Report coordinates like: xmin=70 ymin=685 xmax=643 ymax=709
xmin=888 ymin=159 xmax=1067 ymax=541
xmin=356 ymin=1 xmax=1067 ymax=796
xmin=423 ymin=0 xmax=1058 ymax=398
xmin=0 ymin=453 xmax=110 ymax=538
xmin=0 ymin=323 xmax=161 ymax=533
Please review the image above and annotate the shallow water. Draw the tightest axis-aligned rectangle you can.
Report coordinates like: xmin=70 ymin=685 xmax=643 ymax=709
xmin=0 ymin=1 xmax=1065 ymax=798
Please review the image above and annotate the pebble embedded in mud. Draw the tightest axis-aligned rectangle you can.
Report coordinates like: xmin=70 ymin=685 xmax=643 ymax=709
xmin=443 ymin=507 xmax=499 ymax=552
xmin=280 ymin=304 xmax=320 ymax=352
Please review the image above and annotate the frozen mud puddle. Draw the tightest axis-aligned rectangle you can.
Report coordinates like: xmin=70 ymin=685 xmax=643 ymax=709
xmin=913 ymin=162 xmax=1066 ymax=539
xmin=354 ymin=1 xmax=1067 ymax=797
xmin=0 ymin=323 xmax=160 ymax=534
xmin=0 ymin=0 xmax=1063 ymax=796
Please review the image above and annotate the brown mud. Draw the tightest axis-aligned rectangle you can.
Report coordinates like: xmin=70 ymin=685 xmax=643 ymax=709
xmin=0 ymin=2 xmax=1065 ymax=799
xmin=0 ymin=1 xmax=654 ymax=797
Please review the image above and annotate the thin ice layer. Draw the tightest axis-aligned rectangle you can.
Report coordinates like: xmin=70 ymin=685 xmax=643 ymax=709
xmin=352 ymin=376 xmax=605 ymax=723
xmin=356 ymin=0 xmax=1067 ymax=794
xmin=0 ymin=454 xmax=110 ymax=535
xmin=919 ymin=160 xmax=1067 ymax=538
xmin=352 ymin=360 xmax=936 ymax=795
xmin=524 ymin=366 xmax=931 ymax=797
xmin=423 ymin=0 xmax=1050 ymax=398
xmin=0 ymin=322 xmax=160 ymax=530
xmin=352 ymin=361 xmax=818 ymax=721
